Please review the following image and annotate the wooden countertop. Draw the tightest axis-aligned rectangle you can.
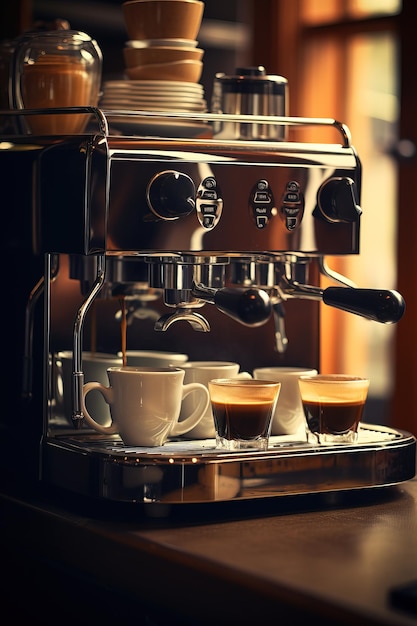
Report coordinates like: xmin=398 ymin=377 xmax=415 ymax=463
xmin=1 ymin=468 xmax=417 ymax=625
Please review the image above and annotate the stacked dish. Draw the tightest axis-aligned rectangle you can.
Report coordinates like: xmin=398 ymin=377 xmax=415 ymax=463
xmin=100 ymin=78 xmax=206 ymax=112
xmin=121 ymin=0 xmax=204 ymax=84
xmin=100 ymin=0 xmax=208 ymax=136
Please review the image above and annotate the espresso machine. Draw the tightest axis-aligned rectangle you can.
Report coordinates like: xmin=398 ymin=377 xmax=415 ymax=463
xmin=1 ymin=99 xmax=415 ymax=515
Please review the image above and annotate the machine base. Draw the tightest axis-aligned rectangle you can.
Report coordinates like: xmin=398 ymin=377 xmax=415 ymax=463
xmin=41 ymin=423 xmax=416 ymax=515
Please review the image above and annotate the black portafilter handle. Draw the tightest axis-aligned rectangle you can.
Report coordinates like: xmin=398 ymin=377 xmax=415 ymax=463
xmin=322 ymin=287 xmax=405 ymax=323
xmin=192 ymin=283 xmax=272 ymax=327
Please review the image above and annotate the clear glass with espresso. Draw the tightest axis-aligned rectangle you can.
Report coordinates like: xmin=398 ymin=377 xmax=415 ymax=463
xmin=298 ymin=374 xmax=370 ymax=444
xmin=208 ymin=378 xmax=281 ymax=451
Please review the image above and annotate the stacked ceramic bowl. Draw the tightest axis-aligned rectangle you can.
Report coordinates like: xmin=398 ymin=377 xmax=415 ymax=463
xmin=100 ymin=0 xmax=206 ymax=116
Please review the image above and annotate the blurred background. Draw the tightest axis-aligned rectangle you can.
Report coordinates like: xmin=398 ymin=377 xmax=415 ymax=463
xmin=1 ymin=0 xmax=416 ymax=434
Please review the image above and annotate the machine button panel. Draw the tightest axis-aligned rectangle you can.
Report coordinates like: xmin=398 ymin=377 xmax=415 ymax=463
xmin=279 ymin=180 xmax=305 ymax=231
xmin=250 ymin=179 xmax=275 ymax=229
xmin=196 ymin=177 xmax=223 ymax=228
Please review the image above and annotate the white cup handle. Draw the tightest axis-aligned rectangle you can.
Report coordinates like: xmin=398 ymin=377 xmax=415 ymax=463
xmin=81 ymin=382 xmax=119 ymax=435
xmin=170 ymin=383 xmax=210 ymax=437
xmin=237 ymin=371 xmax=252 ymax=379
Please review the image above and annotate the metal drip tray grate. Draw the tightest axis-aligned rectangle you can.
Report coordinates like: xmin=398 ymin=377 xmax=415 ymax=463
xmin=42 ymin=424 xmax=416 ymax=507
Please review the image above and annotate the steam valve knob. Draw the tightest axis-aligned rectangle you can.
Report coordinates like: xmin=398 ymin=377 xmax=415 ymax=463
xmin=317 ymin=177 xmax=362 ymax=223
xmin=147 ymin=170 xmax=196 ymax=220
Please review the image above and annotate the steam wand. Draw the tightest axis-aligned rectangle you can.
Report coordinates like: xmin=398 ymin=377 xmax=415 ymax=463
xmin=71 ymin=255 xmax=106 ymax=429
xmin=276 ymin=275 xmax=405 ymax=324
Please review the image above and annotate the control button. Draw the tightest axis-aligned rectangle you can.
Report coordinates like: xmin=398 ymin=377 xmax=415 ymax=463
xmin=202 ymin=215 xmax=216 ymax=228
xmin=283 ymin=206 xmax=300 ymax=216
xmin=254 ymin=191 xmax=271 ymax=203
xmin=196 ymin=176 xmax=223 ymax=228
xmin=279 ymin=180 xmax=304 ymax=231
xmin=203 ymin=176 xmax=217 ymax=189
xmin=200 ymin=204 xmax=217 ymax=215
xmin=200 ymin=189 xmax=218 ymax=201
xmin=287 ymin=181 xmax=299 ymax=192
xmin=250 ymin=180 xmax=275 ymax=229
xmin=256 ymin=216 xmax=268 ymax=229
xmin=286 ymin=217 xmax=297 ymax=230
xmin=284 ymin=191 xmax=300 ymax=203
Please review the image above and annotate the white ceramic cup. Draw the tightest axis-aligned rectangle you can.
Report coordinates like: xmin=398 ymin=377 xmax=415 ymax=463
xmin=56 ymin=351 xmax=122 ymax=425
xmin=81 ymin=366 xmax=210 ymax=447
xmin=118 ymin=350 xmax=189 ymax=367
xmin=253 ymin=367 xmax=318 ymax=435
xmin=179 ymin=361 xmax=252 ymax=439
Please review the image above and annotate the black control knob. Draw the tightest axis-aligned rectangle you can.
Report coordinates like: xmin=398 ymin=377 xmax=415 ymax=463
xmin=147 ymin=170 xmax=196 ymax=220
xmin=317 ymin=177 xmax=362 ymax=223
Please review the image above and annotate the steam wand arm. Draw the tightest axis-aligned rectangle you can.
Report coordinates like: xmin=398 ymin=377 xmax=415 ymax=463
xmin=322 ymin=287 xmax=405 ymax=323
xmin=192 ymin=283 xmax=272 ymax=327
xmin=71 ymin=256 xmax=106 ymax=428
xmin=278 ymin=280 xmax=405 ymax=324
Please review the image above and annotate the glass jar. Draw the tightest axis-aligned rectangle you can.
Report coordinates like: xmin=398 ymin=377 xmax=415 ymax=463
xmin=11 ymin=30 xmax=102 ymax=135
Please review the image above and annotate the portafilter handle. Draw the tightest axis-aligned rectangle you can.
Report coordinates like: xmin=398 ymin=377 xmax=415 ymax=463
xmin=322 ymin=287 xmax=405 ymax=323
xmin=192 ymin=283 xmax=272 ymax=327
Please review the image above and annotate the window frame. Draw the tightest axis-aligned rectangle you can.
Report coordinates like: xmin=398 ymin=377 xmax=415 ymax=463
xmin=250 ymin=0 xmax=415 ymax=432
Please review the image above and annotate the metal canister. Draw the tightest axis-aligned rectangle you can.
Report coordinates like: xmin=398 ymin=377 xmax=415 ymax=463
xmin=211 ymin=66 xmax=288 ymax=140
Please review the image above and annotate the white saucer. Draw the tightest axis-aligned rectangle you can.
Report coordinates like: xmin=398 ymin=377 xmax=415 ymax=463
xmin=104 ymin=87 xmax=204 ymax=97
xmin=103 ymin=79 xmax=204 ymax=93
xmin=125 ymin=39 xmax=198 ymax=49
xmin=101 ymin=91 xmax=204 ymax=101
xmin=101 ymin=101 xmax=207 ymax=112
xmin=101 ymin=95 xmax=206 ymax=105
xmin=104 ymin=114 xmax=211 ymax=138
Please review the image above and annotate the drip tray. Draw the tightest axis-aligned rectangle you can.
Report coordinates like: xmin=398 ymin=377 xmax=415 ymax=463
xmin=42 ymin=424 xmax=416 ymax=509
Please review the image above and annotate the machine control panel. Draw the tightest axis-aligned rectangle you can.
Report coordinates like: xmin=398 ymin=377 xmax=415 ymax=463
xmin=279 ymin=180 xmax=305 ymax=231
xmin=249 ymin=179 xmax=275 ymax=229
xmin=196 ymin=176 xmax=223 ymax=228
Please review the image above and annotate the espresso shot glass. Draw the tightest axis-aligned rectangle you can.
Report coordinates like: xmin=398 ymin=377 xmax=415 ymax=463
xmin=298 ymin=374 xmax=370 ymax=444
xmin=208 ymin=378 xmax=281 ymax=451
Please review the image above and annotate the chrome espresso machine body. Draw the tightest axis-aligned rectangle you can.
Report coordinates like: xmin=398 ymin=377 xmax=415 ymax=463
xmin=2 ymin=107 xmax=415 ymax=513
